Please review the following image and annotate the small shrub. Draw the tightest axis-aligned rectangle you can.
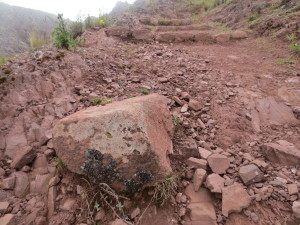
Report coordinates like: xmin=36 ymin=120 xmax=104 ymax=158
xmin=140 ymin=89 xmax=150 ymax=94
xmin=29 ymin=31 xmax=48 ymax=50
xmin=54 ymin=157 xmax=65 ymax=168
xmin=172 ymin=115 xmax=181 ymax=127
xmin=0 ymin=54 xmax=5 ymax=66
xmin=70 ymin=14 xmax=84 ymax=39
xmin=158 ymin=19 xmax=172 ymax=26
xmin=154 ymin=175 xmax=177 ymax=206
xmin=52 ymin=14 xmax=76 ymax=50
xmin=248 ymin=14 xmax=257 ymax=22
xmin=287 ymin=33 xmax=300 ymax=55
xmin=93 ymin=98 xmax=102 ymax=105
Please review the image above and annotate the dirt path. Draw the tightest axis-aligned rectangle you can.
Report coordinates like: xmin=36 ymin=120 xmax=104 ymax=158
xmin=0 ymin=27 xmax=299 ymax=225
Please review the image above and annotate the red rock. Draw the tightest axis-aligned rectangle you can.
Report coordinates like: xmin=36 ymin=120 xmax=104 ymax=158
xmin=262 ymin=140 xmax=300 ymax=166
xmin=0 ymin=201 xmax=10 ymax=213
xmin=193 ymin=168 xmax=207 ymax=192
xmin=239 ymin=164 xmax=264 ymax=185
xmin=110 ymin=219 xmax=128 ymax=225
xmin=30 ymin=174 xmax=53 ymax=194
xmin=47 ymin=185 xmax=57 ymax=219
xmin=0 ymin=176 xmax=15 ymax=190
xmin=207 ymin=154 xmax=230 ymax=174
xmin=105 ymin=26 xmax=131 ymax=39
xmin=205 ymin=173 xmax=225 ymax=193
xmin=222 ymin=183 xmax=251 ymax=217
xmin=53 ymin=94 xmax=173 ymax=192
xmin=215 ymin=33 xmax=230 ymax=44
xmin=194 ymin=32 xmax=215 ymax=44
xmin=188 ymin=99 xmax=202 ymax=111
xmin=186 ymin=157 xmax=207 ymax=170
xmin=231 ymin=30 xmax=248 ymax=39
xmin=132 ymin=28 xmax=154 ymax=40
xmin=11 ymin=146 xmax=36 ymax=169
xmin=287 ymin=184 xmax=298 ymax=195
xmin=0 ymin=214 xmax=16 ymax=225
xmin=14 ymin=171 xmax=29 ymax=198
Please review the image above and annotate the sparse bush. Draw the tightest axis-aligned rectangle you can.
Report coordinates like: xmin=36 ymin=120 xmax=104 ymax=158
xmin=52 ymin=14 xmax=76 ymax=50
xmin=172 ymin=115 xmax=181 ymax=127
xmin=70 ymin=14 xmax=84 ymax=39
xmin=154 ymin=175 xmax=177 ymax=206
xmin=184 ymin=0 xmax=230 ymax=12
xmin=29 ymin=31 xmax=48 ymax=49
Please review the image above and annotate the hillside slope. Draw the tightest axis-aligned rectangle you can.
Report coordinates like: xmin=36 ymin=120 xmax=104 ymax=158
xmin=0 ymin=2 xmax=57 ymax=57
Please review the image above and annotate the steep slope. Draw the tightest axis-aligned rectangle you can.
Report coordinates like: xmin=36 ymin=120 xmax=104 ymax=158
xmin=0 ymin=2 xmax=57 ymax=57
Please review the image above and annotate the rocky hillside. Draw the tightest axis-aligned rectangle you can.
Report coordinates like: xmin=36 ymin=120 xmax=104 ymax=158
xmin=0 ymin=2 xmax=57 ymax=57
xmin=0 ymin=0 xmax=300 ymax=225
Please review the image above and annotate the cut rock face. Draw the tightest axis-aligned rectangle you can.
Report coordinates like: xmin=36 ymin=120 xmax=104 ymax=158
xmin=53 ymin=94 xmax=173 ymax=193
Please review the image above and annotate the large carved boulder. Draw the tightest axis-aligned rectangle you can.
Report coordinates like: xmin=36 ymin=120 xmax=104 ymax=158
xmin=53 ymin=94 xmax=174 ymax=193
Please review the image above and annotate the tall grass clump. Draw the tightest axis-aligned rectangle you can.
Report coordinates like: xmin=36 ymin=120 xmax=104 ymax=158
xmin=29 ymin=31 xmax=48 ymax=49
xmin=183 ymin=0 xmax=230 ymax=12
xmin=52 ymin=14 xmax=76 ymax=50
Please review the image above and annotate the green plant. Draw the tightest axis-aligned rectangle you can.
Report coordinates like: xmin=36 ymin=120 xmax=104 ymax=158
xmin=154 ymin=175 xmax=177 ymax=206
xmin=248 ymin=14 xmax=257 ymax=22
xmin=70 ymin=14 xmax=84 ymax=39
xmin=29 ymin=31 xmax=48 ymax=50
xmin=158 ymin=19 xmax=172 ymax=26
xmin=276 ymin=57 xmax=297 ymax=65
xmin=141 ymin=89 xmax=150 ymax=94
xmin=52 ymin=14 xmax=76 ymax=50
xmin=54 ymin=157 xmax=65 ymax=168
xmin=287 ymin=33 xmax=300 ymax=55
xmin=172 ymin=115 xmax=181 ymax=127
xmin=0 ymin=53 xmax=5 ymax=66
xmin=102 ymin=99 xmax=113 ymax=104
xmin=93 ymin=98 xmax=102 ymax=105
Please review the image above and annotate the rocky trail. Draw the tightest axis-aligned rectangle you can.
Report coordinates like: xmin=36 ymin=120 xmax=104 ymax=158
xmin=0 ymin=8 xmax=300 ymax=225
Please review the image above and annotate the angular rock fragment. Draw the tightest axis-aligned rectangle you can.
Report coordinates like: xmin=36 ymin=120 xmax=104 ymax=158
xmin=222 ymin=183 xmax=251 ymax=217
xmin=206 ymin=174 xmax=225 ymax=193
xmin=262 ymin=140 xmax=300 ymax=166
xmin=186 ymin=157 xmax=207 ymax=170
xmin=193 ymin=168 xmax=207 ymax=192
xmin=287 ymin=184 xmax=298 ymax=195
xmin=198 ymin=147 xmax=212 ymax=160
xmin=239 ymin=164 xmax=264 ymax=185
xmin=293 ymin=201 xmax=300 ymax=218
xmin=207 ymin=154 xmax=230 ymax=174
xmin=185 ymin=184 xmax=217 ymax=225
xmin=0 ymin=176 xmax=15 ymax=190
xmin=53 ymin=94 xmax=173 ymax=193
xmin=0 ymin=201 xmax=10 ymax=214
xmin=11 ymin=146 xmax=36 ymax=169
xmin=188 ymin=99 xmax=202 ymax=111
xmin=14 ymin=171 xmax=29 ymax=198
xmin=0 ymin=214 xmax=16 ymax=225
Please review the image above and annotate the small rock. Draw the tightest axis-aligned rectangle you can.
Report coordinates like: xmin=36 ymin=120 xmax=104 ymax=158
xmin=110 ymin=219 xmax=128 ymax=225
xmin=250 ymin=212 xmax=259 ymax=222
xmin=292 ymin=201 xmax=300 ymax=219
xmin=239 ymin=164 xmax=264 ymax=185
xmin=130 ymin=207 xmax=140 ymax=219
xmin=61 ymin=198 xmax=76 ymax=211
xmin=193 ymin=168 xmax=207 ymax=192
xmin=0 ymin=201 xmax=10 ymax=214
xmin=222 ymin=183 xmax=251 ymax=217
xmin=35 ymin=216 xmax=47 ymax=225
xmin=287 ymin=184 xmax=298 ymax=195
xmin=11 ymin=146 xmax=36 ymax=169
xmin=14 ymin=171 xmax=29 ymax=198
xmin=0 ymin=214 xmax=16 ymax=225
xmin=206 ymin=173 xmax=225 ymax=193
xmin=173 ymin=96 xmax=184 ymax=106
xmin=0 ymin=176 xmax=15 ymax=190
xmin=198 ymin=147 xmax=212 ymax=160
xmin=207 ymin=154 xmax=230 ymax=174
xmin=186 ymin=157 xmax=207 ymax=170
xmin=180 ymin=92 xmax=190 ymax=101
xmin=181 ymin=104 xmax=188 ymax=113
xmin=188 ymin=99 xmax=202 ymax=111
xmin=179 ymin=207 xmax=186 ymax=217
xmin=95 ymin=208 xmax=105 ymax=221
